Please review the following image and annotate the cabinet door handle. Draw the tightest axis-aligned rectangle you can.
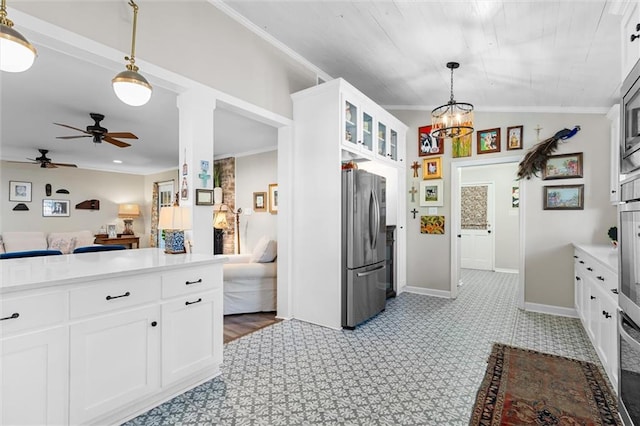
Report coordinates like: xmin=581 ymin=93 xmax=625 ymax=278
xmin=106 ymin=291 xmax=131 ymax=301
xmin=185 ymin=278 xmax=203 ymax=286
xmin=597 ymin=276 xmax=605 ymax=281
xmin=151 ymin=321 xmax=158 ymax=327
xmin=0 ymin=312 xmax=19 ymax=321
xmin=573 ymin=255 xmax=578 ymax=259
xmin=579 ymin=261 xmax=585 ymax=264
xmin=575 ymin=276 xmax=581 ymax=281
xmin=185 ymin=298 xmax=202 ymax=306
xmin=612 ymin=288 xmax=619 ymax=294
xmin=603 ymin=310 xmax=612 ymax=319
xmin=590 ymin=295 xmax=596 ymax=300
xmin=587 ymin=267 xmax=593 ymax=271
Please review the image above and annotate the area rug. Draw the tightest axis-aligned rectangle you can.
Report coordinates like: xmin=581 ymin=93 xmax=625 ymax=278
xmin=470 ymin=343 xmax=622 ymax=426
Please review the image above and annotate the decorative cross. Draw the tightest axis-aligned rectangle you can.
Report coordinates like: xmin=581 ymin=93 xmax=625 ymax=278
xmin=409 ymin=185 xmax=418 ymax=203
xmin=534 ymin=124 xmax=543 ymax=142
xmin=198 ymin=171 xmax=211 ymax=187
xmin=411 ymin=161 xmax=421 ymax=178
xmin=411 ymin=208 xmax=419 ymax=219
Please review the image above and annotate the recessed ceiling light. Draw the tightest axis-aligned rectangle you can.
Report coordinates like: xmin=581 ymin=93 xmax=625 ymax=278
xmin=113 ymin=160 xmax=123 ymax=164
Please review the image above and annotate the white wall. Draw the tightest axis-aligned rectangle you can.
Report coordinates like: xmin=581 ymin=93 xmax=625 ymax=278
xmin=235 ymin=150 xmax=278 ymax=253
xmin=391 ymin=110 xmax=617 ymax=308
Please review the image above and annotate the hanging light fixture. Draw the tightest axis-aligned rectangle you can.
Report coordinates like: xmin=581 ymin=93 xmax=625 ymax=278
xmin=0 ymin=0 xmax=37 ymax=73
xmin=431 ymin=62 xmax=474 ymax=139
xmin=112 ymin=0 xmax=152 ymax=107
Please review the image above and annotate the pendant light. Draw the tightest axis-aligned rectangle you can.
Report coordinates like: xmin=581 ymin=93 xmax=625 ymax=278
xmin=0 ymin=0 xmax=37 ymax=72
xmin=112 ymin=0 xmax=152 ymax=107
xmin=431 ymin=62 xmax=474 ymax=139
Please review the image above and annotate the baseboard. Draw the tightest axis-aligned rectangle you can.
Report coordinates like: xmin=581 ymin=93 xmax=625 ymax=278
xmin=403 ymin=286 xmax=451 ymax=299
xmin=494 ymin=268 xmax=518 ymax=274
xmin=524 ymin=302 xmax=578 ymax=318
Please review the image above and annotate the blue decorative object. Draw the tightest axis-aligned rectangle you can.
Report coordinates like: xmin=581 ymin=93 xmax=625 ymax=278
xmin=73 ymin=245 xmax=126 ymax=254
xmin=0 ymin=250 xmax=62 ymax=259
xmin=164 ymin=230 xmax=186 ymax=254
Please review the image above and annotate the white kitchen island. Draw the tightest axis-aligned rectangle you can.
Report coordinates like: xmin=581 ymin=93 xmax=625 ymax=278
xmin=0 ymin=248 xmax=227 ymax=426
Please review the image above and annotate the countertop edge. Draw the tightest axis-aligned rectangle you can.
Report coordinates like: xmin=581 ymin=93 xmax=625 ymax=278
xmin=573 ymin=243 xmax=618 ymax=274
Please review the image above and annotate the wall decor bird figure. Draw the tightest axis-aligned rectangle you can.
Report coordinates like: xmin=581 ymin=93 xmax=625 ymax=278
xmin=517 ymin=126 xmax=581 ymax=180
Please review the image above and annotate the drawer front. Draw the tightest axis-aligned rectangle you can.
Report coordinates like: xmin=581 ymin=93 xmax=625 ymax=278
xmin=161 ymin=266 xmax=221 ymax=299
xmin=1 ymin=291 xmax=67 ymax=335
xmin=70 ymin=275 xmax=160 ymax=319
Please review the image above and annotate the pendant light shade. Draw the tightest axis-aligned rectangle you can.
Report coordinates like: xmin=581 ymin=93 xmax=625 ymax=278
xmin=0 ymin=0 xmax=37 ymax=73
xmin=112 ymin=0 xmax=152 ymax=106
xmin=431 ymin=62 xmax=474 ymax=139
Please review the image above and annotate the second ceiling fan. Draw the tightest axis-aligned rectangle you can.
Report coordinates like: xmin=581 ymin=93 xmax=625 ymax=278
xmin=54 ymin=112 xmax=138 ymax=148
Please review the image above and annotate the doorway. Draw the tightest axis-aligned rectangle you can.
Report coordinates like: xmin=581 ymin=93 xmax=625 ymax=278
xmin=450 ymin=156 xmax=525 ymax=308
xmin=156 ymin=180 xmax=175 ymax=248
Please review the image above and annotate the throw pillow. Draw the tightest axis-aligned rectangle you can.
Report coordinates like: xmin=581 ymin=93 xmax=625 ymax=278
xmin=251 ymin=236 xmax=277 ymax=263
xmin=0 ymin=235 xmax=4 ymax=254
xmin=48 ymin=237 xmax=76 ymax=254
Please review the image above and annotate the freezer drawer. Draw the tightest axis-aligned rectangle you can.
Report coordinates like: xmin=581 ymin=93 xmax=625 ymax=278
xmin=343 ymin=262 xmax=386 ymax=328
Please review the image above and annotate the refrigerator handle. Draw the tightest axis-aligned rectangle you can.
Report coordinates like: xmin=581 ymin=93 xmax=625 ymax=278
xmin=356 ymin=264 xmax=386 ymax=277
xmin=371 ymin=189 xmax=379 ymax=250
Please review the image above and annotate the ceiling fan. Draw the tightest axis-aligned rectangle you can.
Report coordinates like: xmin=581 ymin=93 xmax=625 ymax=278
xmin=8 ymin=149 xmax=78 ymax=168
xmin=54 ymin=112 xmax=138 ymax=148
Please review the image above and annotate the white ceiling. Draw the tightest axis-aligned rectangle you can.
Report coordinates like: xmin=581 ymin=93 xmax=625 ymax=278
xmin=0 ymin=1 xmax=623 ymax=174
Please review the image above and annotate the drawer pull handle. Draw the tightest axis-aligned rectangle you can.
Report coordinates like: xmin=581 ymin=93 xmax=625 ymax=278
xmin=185 ymin=278 xmax=203 ymax=286
xmin=576 ymin=276 xmax=581 ymax=281
xmin=151 ymin=321 xmax=158 ymax=327
xmin=612 ymin=289 xmax=619 ymax=294
xmin=185 ymin=298 xmax=202 ymax=306
xmin=597 ymin=276 xmax=605 ymax=281
xmin=590 ymin=295 xmax=596 ymax=300
xmin=579 ymin=261 xmax=585 ymax=264
xmin=587 ymin=267 xmax=593 ymax=271
xmin=0 ymin=312 xmax=19 ymax=321
xmin=573 ymin=255 xmax=578 ymax=259
xmin=603 ymin=310 xmax=612 ymax=319
xmin=106 ymin=291 xmax=131 ymax=301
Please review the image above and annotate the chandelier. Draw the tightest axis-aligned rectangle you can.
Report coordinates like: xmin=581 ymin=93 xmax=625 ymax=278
xmin=431 ymin=62 xmax=474 ymax=139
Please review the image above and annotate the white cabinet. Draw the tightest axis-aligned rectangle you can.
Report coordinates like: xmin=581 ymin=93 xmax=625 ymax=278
xmin=69 ymin=305 xmax=161 ymax=424
xmin=573 ymin=246 xmax=619 ymax=391
xmin=622 ymin=2 xmax=640 ymax=81
xmin=608 ymin=104 xmax=621 ymax=204
xmin=1 ymin=327 xmax=68 ymax=426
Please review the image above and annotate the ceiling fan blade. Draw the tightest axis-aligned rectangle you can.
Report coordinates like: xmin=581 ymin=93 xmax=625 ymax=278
xmin=105 ymin=132 xmax=138 ymax=139
xmin=103 ymin=136 xmax=131 ymax=148
xmin=51 ymin=162 xmax=78 ymax=168
xmin=53 ymin=123 xmax=91 ymax=134
xmin=7 ymin=160 xmax=37 ymax=165
xmin=56 ymin=135 xmax=92 ymax=140
xmin=44 ymin=163 xmax=58 ymax=169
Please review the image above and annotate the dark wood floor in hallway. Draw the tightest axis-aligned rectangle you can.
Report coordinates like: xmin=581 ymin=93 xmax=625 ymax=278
xmin=223 ymin=312 xmax=281 ymax=344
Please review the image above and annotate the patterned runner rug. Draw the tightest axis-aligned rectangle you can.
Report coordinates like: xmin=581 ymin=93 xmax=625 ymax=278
xmin=470 ymin=343 xmax=622 ymax=425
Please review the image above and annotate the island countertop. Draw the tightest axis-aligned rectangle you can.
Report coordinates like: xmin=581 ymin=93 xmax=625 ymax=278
xmin=0 ymin=248 xmax=228 ymax=294
xmin=572 ymin=243 xmax=618 ymax=273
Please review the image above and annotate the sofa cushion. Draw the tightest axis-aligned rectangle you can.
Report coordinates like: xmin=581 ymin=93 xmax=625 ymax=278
xmin=250 ymin=236 xmax=277 ymax=263
xmin=48 ymin=231 xmax=94 ymax=249
xmin=2 ymin=232 xmax=47 ymax=252
xmin=0 ymin=250 xmax=63 ymax=259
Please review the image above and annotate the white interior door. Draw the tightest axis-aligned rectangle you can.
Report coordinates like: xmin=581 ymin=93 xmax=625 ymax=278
xmin=460 ymin=183 xmax=495 ymax=270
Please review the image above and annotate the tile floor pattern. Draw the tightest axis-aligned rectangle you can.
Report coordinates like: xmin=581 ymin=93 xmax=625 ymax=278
xmin=126 ymin=269 xmax=601 ymax=425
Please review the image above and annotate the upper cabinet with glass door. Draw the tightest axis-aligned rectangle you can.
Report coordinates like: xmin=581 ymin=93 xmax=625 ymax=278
xmin=343 ymin=99 xmax=375 ymax=157
xmin=375 ymin=121 xmax=401 ymax=163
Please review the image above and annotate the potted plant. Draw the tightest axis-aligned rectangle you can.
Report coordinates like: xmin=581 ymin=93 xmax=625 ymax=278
xmin=608 ymin=226 xmax=617 ymax=248
xmin=213 ymin=164 xmax=223 ymax=205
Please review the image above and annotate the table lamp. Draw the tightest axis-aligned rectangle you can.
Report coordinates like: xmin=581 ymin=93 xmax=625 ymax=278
xmin=158 ymin=205 xmax=192 ymax=254
xmin=118 ymin=203 xmax=140 ymax=235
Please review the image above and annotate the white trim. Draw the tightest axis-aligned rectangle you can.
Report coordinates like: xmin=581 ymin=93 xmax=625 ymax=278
xmin=214 ymin=145 xmax=278 ymax=160
xmin=494 ymin=268 xmax=518 ymax=274
xmin=403 ymin=286 xmax=451 ymax=299
xmin=384 ymin=104 xmax=611 ymax=114
xmin=524 ymin=302 xmax=578 ymax=319
xmin=210 ymin=0 xmax=333 ymax=84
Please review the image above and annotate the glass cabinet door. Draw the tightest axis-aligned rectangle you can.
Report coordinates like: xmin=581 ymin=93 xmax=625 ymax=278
xmin=344 ymin=100 xmax=358 ymax=147
xmin=389 ymin=129 xmax=398 ymax=161
xmin=378 ymin=122 xmax=387 ymax=157
xmin=362 ymin=112 xmax=373 ymax=152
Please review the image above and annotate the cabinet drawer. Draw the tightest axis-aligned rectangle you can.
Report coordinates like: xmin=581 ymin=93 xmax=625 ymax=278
xmin=70 ymin=275 xmax=160 ymax=319
xmin=161 ymin=266 xmax=220 ymax=299
xmin=1 ymin=291 xmax=67 ymax=335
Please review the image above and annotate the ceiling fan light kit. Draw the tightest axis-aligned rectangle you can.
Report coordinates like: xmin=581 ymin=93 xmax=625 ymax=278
xmin=431 ymin=62 xmax=474 ymax=139
xmin=112 ymin=0 xmax=152 ymax=107
xmin=0 ymin=0 xmax=37 ymax=72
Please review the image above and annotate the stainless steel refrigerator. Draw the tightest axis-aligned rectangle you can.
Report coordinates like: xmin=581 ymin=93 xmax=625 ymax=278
xmin=342 ymin=169 xmax=387 ymax=329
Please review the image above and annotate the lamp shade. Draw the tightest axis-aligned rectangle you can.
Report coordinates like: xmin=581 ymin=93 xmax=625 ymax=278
xmin=0 ymin=22 xmax=36 ymax=72
xmin=213 ymin=210 xmax=229 ymax=230
xmin=118 ymin=203 xmax=140 ymax=218
xmin=112 ymin=69 xmax=152 ymax=106
xmin=158 ymin=206 xmax=192 ymax=230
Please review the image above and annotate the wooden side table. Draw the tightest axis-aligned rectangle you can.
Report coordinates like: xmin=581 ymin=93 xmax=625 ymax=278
xmin=94 ymin=234 xmax=140 ymax=249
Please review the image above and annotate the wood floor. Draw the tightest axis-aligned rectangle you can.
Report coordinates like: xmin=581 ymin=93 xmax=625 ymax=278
xmin=223 ymin=312 xmax=281 ymax=344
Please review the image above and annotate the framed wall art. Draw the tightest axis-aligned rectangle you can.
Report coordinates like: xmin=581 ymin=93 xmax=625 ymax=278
xmin=542 ymin=152 xmax=583 ymax=180
xmin=477 ymin=128 xmax=501 ymax=154
xmin=42 ymin=199 xmax=70 ymax=217
xmin=253 ymin=191 xmax=267 ymax=212
xmin=420 ymin=215 xmax=445 ymax=234
xmin=195 ymin=189 xmax=214 ymax=205
xmin=543 ymin=184 xmax=584 ymax=210
xmin=506 ymin=125 xmax=523 ymax=150
xmin=422 ymin=157 xmax=442 ymax=180
xmin=419 ymin=180 xmax=444 ymax=207
xmin=9 ymin=181 xmax=32 ymax=202
xmin=418 ymin=125 xmax=444 ymax=156
xmin=268 ymin=183 xmax=278 ymax=214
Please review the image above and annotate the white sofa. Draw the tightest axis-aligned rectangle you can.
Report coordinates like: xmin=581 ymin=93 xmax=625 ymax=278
xmin=0 ymin=230 xmax=97 ymax=255
xmin=223 ymin=237 xmax=277 ymax=315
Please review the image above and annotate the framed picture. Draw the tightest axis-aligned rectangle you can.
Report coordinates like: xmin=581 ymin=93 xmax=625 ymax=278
xmin=418 ymin=125 xmax=444 ymax=156
xmin=542 ymin=152 xmax=583 ymax=180
xmin=253 ymin=191 xmax=267 ymax=212
xmin=195 ymin=189 xmax=214 ymax=205
xmin=420 ymin=215 xmax=445 ymax=234
xmin=107 ymin=224 xmax=117 ymax=238
xmin=268 ymin=183 xmax=278 ymax=214
xmin=42 ymin=199 xmax=70 ymax=217
xmin=423 ymin=157 xmax=442 ymax=180
xmin=506 ymin=125 xmax=523 ymax=150
xmin=477 ymin=128 xmax=501 ymax=154
xmin=419 ymin=180 xmax=444 ymax=207
xmin=512 ymin=186 xmax=520 ymax=208
xmin=9 ymin=181 xmax=31 ymax=202
xmin=543 ymin=184 xmax=584 ymax=210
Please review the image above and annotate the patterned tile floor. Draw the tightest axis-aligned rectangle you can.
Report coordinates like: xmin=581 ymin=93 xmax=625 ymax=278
xmin=126 ymin=269 xmax=600 ymax=425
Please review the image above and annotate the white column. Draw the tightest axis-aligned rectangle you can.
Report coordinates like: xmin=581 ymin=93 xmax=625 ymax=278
xmin=177 ymin=90 xmax=216 ymax=254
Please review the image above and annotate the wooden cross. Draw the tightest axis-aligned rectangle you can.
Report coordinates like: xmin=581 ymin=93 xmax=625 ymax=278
xmin=534 ymin=124 xmax=543 ymax=142
xmin=409 ymin=185 xmax=418 ymax=203
xmin=411 ymin=161 xmax=421 ymax=178
xmin=411 ymin=208 xmax=419 ymax=219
